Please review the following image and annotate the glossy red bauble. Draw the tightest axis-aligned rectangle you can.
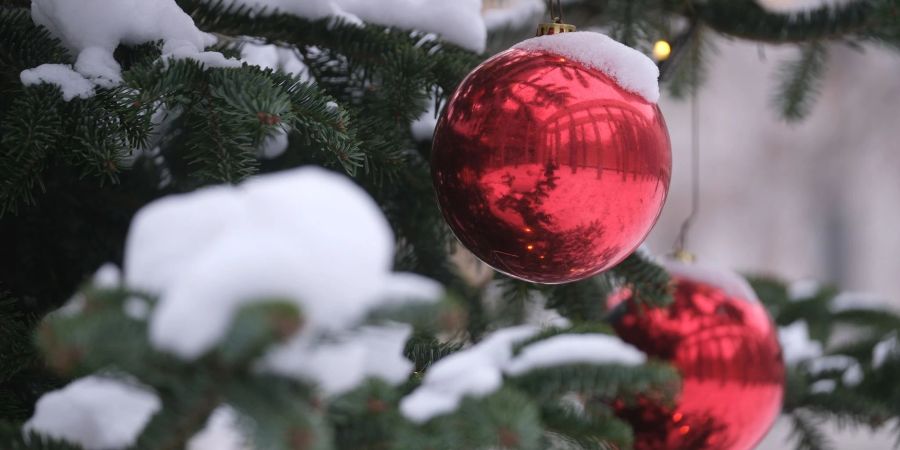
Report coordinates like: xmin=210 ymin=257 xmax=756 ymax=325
xmin=610 ymin=260 xmax=785 ymax=450
xmin=430 ymin=47 xmax=671 ymax=284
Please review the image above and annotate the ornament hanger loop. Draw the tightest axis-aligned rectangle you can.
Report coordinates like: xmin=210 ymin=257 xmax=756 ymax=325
xmin=673 ymin=62 xmax=701 ymax=259
xmin=548 ymin=0 xmax=564 ymax=23
xmin=537 ymin=0 xmax=576 ymax=36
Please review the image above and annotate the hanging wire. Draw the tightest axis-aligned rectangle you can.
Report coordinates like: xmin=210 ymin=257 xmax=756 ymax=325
xmin=673 ymin=60 xmax=701 ymax=256
xmin=547 ymin=0 xmax=563 ymax=23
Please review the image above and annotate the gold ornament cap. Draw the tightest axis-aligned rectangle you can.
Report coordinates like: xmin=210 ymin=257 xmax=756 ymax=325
xmin=536 ymin=21 xmax=576 ymax=36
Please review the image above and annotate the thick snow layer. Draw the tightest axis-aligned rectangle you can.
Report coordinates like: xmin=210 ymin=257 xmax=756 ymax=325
xmin=483 ymin=0 xmax=545 ymax=31
xmin=778 ymin=321 xmax=823 ymax=365
xmin=261 ymin=323 xmax=414 ymax=395
xmin=24 ymin=376 xmax=160 ymax=449
xmin=400 ymin=325 xmax=539 ymax=423
xmin=513 ymin=32 xmax=660 ymax=103
xmin=215 ymin=0 xmax=486 ymax=53
xmin=664 ymin=259 xmax=759 ymax=302
xmin=505 ymin=334 xmax=645 ymax=376
xmin=123 ymin=167 xmax=441 ymax=364
xmin=20 ymin=64 xmax=95 ymax=101
xmin=756 ymin=0 xmax=860 ymax=14
xmin=187 ymin=406 xmax=247 ymax=450
xmin=28 ymin=0 xmax=237 ymax=92
xmin=873 ymin=334 xmax=898 ymax=369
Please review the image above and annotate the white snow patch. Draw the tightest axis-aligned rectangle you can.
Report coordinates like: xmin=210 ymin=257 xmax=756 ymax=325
xmin=20 ymin=64 xmax=95 ymax=101
xmin=122 ymin=167 xmax=442 ymax=362
xmin=830 ymin=291 xmax=889 ymax=312
xmin=788 ymin=279 xmax=821 ymax=300
xmin=262 ymin=323 xmax=414 ymax=395
xmin=873 ymin=334 xmax=898 ymax=369
xmin=756 ymin=0 xmax=861 ymax=14
xmin=93 ymin=263 xmax=121 ymax=289
xmin=778 ymin=321 xmax=823 ymax=365
xmin=505 ymin=334 xmax=645 ymax=376
xmin=400 ymin=325 xmax=539 ymax=423
xmin=162 ymin=40 xmax=242 ymax=69
xmin=241 ymin=43 xmax=311 ymax=80
xmin=24 ymin=376 xmax=160 ymax=450
xmin=843 ymin=363 xmax=863 ymax=386
xmin=124 ymin=297 xmax=151 ymax=321
xmin=260 ymin=128 xmax=290 ymax=159
xmin=809 ymin=379 xmax=836 ymax=394
xmin=28 ymin=0 xmax=237 ymax=88
xmin=213 ymin=0 xmax=486 ymax=53
xmin=483 ymin=0 xmax=545 ymax=31
xmin=187 ymin=406 xmax=248 ymax=450
xmin=410 ymin=98 xmax=438 ymax=142
xmin=807 ymin=355 xmax=856 ymax=374
xmin=512 ymin=32 xmax=660 ymax=103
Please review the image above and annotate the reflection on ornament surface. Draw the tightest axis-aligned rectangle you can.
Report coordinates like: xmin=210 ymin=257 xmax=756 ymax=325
xmin=431 ymin=48 xmax=671 ymax=283
xmin=609 ymin=261 xmax=785 ymax=450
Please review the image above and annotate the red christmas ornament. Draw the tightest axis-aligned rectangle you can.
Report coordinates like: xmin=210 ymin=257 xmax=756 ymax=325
xmin=430 ymin=33 xmax=671 ymax=284
xmin=609 ymin=260 xmax=785 ymax=450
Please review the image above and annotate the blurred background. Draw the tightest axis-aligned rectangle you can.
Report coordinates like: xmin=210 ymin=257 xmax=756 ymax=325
xmin=483 ymin=0 xmax=900 ymax=447
xmin=655 ymin=37 xmax=900 ymax=450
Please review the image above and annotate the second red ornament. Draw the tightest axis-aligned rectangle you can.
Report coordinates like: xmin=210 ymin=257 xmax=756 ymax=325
xmin=609 ymin=259 xmax=785 ymax=450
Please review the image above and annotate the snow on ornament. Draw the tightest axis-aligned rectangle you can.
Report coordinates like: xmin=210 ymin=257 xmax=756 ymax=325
xmin=608 ymin=258 xmax=784 ymax=450
xmin=431 ymin=29 xmax=671 ymax=284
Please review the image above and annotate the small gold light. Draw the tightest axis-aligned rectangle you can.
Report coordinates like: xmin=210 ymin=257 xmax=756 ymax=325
xmin=653 ymin=40 xmax=672 ymax=61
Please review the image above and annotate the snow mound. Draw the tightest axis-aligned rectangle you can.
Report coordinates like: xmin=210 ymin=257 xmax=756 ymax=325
xmin=873 ymin=334 xmax=899 ymax=369
xmin=505 ymin=334 xmax=645 ymax=375
xmin=214 ymin=0 xmax=487 ymax=53
xmin=400 ymin=325 xmax=539 ymax=423
xmin=401 ymin=327 xmax=647 ymax=423
xmin=20 ymin=64 xmax=95 ymax=101
xmin=27 ymin=0 xmax=238 ymax=96
xmin=513 ymin=32 xmax=660 ymax=103
xmin=261 ymin=323 xmax=415 ymax=395
xmin=756 ymin=0 xmax=861 ymax=14
xmin=187 ymin=406 xmax=248 ymax=450
xmin=123 ymin=167 xmax=442 ymax=361
xmin=24 ymin=376 xmax=161 ymax=450
xmin=779 ymin=320 xmax=823 ymax=365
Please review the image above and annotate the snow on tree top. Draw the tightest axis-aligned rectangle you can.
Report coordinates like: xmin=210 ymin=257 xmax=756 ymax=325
xmin=216 ymin=0 xmax=487 ymax=53
xmin=512 ymin=31 xmax=661 ymax=103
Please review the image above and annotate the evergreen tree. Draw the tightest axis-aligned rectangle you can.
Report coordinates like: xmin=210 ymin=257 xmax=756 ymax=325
xmin=1 ymin=0 xmax=898 ymax=449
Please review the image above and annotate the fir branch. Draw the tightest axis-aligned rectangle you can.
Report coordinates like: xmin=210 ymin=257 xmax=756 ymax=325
xmin=610 ymin=253 xmax=673 ymax=308
xmin=510 ymin=363 xmax=680 ymax=406
xmin=692 ymin=0 xmax=872 ymax=44
xmin=788 ymin=410 xmax=834 ymax=450
xmin=775 ymin=42 xmax=828 ymax=122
